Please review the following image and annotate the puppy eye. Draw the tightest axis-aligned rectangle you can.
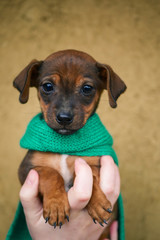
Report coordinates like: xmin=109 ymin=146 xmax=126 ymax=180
xmin=42 ymin=82 xmax=54 ymax=93
xmin=81 ymin=85 xmax=94 ymax=95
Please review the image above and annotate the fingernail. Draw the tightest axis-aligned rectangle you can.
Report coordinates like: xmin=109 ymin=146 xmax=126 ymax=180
xmin=76 ymin=158 xmax=86 ymax=165
xmin=75 ymin=158 xmax=87 ymax=173
xmin=101 ymin=155 xmax=113 ymax=163
xmin=26 ymin=170 xmax=37 ymax=185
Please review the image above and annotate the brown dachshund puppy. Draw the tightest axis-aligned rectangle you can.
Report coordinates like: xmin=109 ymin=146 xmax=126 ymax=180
xmin=13 ymin=50 xmax=126 ymax=236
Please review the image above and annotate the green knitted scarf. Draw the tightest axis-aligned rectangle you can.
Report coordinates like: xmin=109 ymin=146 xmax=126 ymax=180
xmin=6 ymin=113 xmax=125 ymax=240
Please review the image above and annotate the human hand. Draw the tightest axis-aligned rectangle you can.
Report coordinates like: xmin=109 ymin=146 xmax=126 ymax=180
xmin=105 ymin=221 xmax=118 ymax=240
xmin=20 ymin=156 xmax=120 ymax=240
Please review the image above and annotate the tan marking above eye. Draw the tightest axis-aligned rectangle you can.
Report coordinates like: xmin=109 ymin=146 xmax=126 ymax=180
xmin=41 ymin=74 xmax=60 ymax=84
xmin=75 ymin=76 xmax=94 ymax=88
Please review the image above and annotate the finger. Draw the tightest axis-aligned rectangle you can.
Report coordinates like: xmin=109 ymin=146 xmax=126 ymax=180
xmin=113 ymin=165 xmax=120 ymax=206
xmin=100 ymin=156 xmax=120 ymax=207
xmin=103 ymin=221 xmax=118 ymax=240
xmin=68 ymin=158 xmax=93 ymax=210
xmin=19 ymin=169 xmax=42 ymax=223
xmin=110 ymin=221 xmax=118 ymax=240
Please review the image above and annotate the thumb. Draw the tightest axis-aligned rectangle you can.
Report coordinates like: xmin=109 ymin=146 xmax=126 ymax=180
xmin=68 ymin=158 xmax=93 ymax=210
xmin=19 ymin=169 xmax=42 ymax=223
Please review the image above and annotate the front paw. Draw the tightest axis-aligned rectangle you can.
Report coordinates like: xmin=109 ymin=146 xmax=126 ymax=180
xmin=43 ymin=194 xmax=70 ymax=228
xmin=86 ymin=188 xmax=112 ymax=227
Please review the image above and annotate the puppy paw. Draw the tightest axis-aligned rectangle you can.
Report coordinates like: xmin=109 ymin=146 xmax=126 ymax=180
xmin=43 ymin=194 xmax=70 ymax=228
xmin=86 ymin=188 xmax=112 ymax=227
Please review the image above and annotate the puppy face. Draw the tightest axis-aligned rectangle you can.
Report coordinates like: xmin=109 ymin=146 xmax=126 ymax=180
xmin=38 ymin=52 xmax=103 ymax=134
xmin=13 ymin=50 xmax=126 ymax=134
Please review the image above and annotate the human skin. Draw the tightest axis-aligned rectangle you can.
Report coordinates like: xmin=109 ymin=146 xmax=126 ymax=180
xmin=20 ymin=156 xmax=120 ymax=240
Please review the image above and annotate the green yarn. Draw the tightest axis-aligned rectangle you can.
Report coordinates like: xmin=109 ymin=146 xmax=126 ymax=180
xmin=6 ymin=113 xmax=125 ymax=240
xmin=20 ymin=113 xmax=118 ymax=160
xmin=6 ymin=202 xmax=31 ymax=240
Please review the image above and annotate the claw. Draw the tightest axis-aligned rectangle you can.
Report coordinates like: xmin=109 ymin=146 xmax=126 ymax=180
xmin=99 ymin=222 xmax=104 ymax=227
xmin=103 ymin=207 xmax=112 ymax=213
xmin=103 ymin=220 xmax=108 ymax=225
xmin=45 ymin=217 xmax=49 ymax=223
xmin=106 ymin=208 xmax=112 ymax=213
xmin=93 ymin=218 xmax=97 ymax=224
xmin=59 ymin=222 xmax=62 ymax=229
xmin=53 ymin=222 xmax=57 ymax=229
xmin=65 ymin=215 xmax=69 ymax=222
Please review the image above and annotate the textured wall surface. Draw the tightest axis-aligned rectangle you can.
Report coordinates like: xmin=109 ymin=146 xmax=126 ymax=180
xmin=0 ymin=0 xmax=159 ymax=239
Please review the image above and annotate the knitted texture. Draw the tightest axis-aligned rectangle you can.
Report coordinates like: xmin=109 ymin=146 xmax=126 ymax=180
xmin=6 ymin=113 xmax=125 ymax=240
xmin=20 ymin=113 xmax=118 ymax=161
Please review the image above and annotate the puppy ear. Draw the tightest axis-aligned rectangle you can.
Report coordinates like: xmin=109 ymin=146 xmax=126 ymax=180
xmin=97 ymin=63 xmax=127 ymax=108
xmin=13 ymin=60 xmax=43 ymax=104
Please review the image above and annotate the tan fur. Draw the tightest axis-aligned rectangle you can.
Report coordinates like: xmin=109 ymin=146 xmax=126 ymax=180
xmin=14 ymin=50 xmax=126 ymax=237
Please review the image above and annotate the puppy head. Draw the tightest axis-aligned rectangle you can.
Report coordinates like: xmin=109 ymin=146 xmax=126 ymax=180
xmin=13 ymin=50 xmax=126 ymax=134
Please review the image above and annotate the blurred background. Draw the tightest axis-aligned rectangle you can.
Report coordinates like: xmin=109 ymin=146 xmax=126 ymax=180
xmin=0 ymin=0 xmax=159 ymax=239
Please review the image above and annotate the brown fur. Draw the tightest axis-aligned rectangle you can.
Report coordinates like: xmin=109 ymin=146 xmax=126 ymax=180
xmin=14 ymin=49 xmax=126 ymax=237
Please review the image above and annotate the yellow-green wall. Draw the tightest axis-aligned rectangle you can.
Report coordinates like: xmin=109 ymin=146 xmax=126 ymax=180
xmin=0 ymin=0 xmax=159 ymax=239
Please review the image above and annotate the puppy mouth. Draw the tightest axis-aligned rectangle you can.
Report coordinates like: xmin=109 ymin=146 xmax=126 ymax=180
xmin=46 ymin=120 xmax=81 ymax=135
xmin=55 ymin=128 xmax=77 ymax=135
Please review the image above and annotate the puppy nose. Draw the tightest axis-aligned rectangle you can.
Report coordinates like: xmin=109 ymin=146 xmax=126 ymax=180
xmin=56 ymin=112 xmax=73 ymax=125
